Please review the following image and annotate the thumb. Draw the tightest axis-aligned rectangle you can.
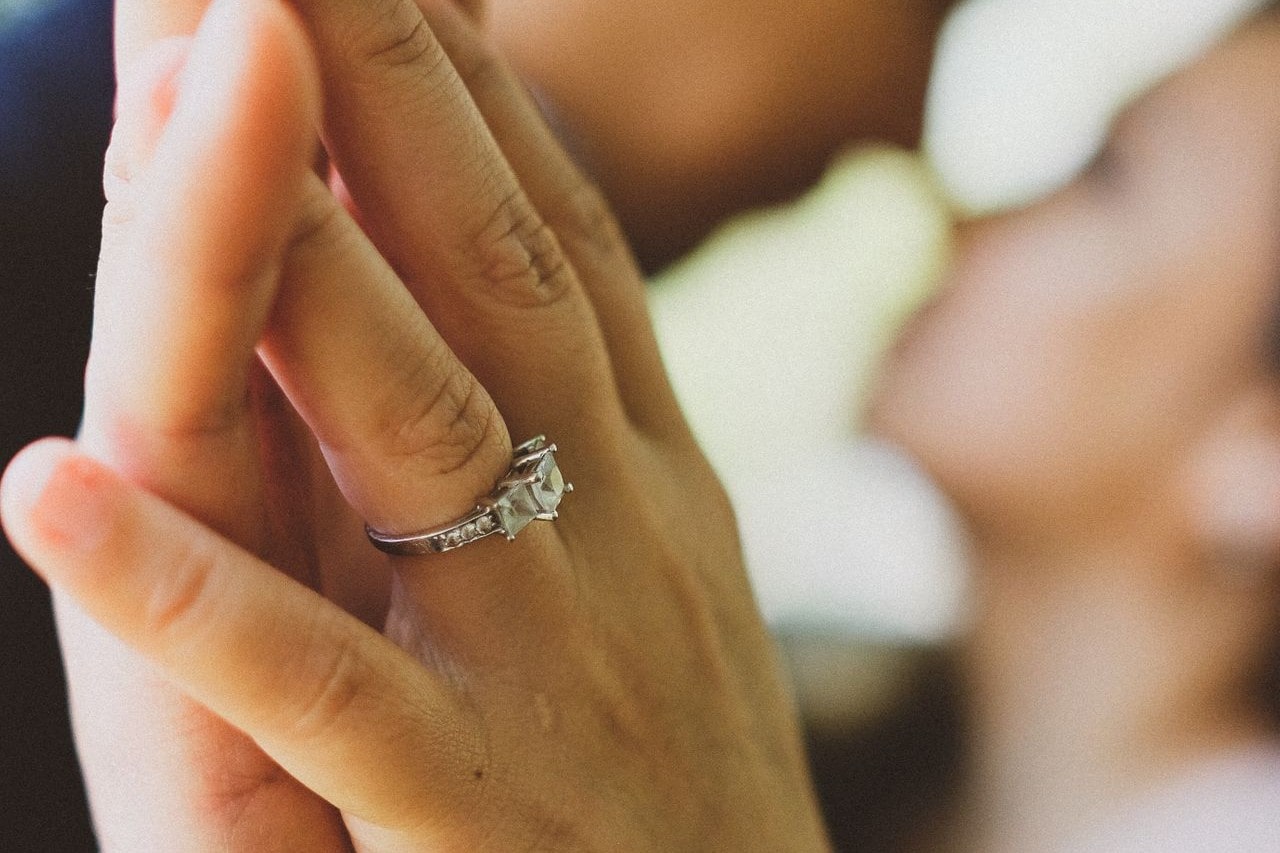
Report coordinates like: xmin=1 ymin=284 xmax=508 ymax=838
xmin=1 ymin=439 xmax=482 ymax=835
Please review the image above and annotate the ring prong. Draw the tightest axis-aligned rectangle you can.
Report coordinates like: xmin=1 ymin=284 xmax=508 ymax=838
xmin=365 ymin=436 xmax=567 ymax=556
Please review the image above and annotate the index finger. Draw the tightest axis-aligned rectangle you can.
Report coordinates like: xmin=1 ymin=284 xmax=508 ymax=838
xmin=2 ymin=441 xmax=482 ymax=838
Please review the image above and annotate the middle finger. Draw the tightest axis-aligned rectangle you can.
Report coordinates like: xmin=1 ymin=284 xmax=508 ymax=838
xmin=289 ymin=0 xmax=627 ymax=450
xmin=262 ymin=178 xmax=588 ymax=653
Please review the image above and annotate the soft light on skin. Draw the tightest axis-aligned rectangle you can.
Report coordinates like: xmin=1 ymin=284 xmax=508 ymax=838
xmin=868 ymin=15 xmax=1280 ymax=850
xmin=871 ymin=14 xmax=1280 ymax=550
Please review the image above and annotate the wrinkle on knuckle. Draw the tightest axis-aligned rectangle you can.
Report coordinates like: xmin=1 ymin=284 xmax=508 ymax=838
xmin=100 ymin=198 xmax=136 ymax=242
xmin=162 ymin=403 xmax=249 ymax=449
xmin=553 ymin=177 xmax=628 ymax=264
xmin=143 ymin=537 xmax=219 ymax=644
xmin=102 ymin=160 xmax=136 ymax=211
xmin=205 ymin=761 xmax=297 ymax=844
xmin=283 ymin=632 xmax=367 ymax=745
xmin=357 ymin=9 xmax=445 ymax=77
xmin=88 ymin=390 xmax=250 ymax=483
xmin=382 ymin=362 xmax=500 ymax=479
xmin=467 ymin=190 xmax=575 ymax=307
xmin=101 ymin=146 xmax=141 ymax=233
xmin=131 ymin=389 xmax=250 ymax=450
xmin=288 ymin=189 xmax=347 ymax=259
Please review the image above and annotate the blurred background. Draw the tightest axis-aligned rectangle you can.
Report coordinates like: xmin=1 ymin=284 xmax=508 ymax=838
xmin=1 ymin=0 xmax=1268 ymax=849
xmin=0 ymin=0 xmax=45 ymax=18
xmin=1 ymin=0 xmax=113 ymax=849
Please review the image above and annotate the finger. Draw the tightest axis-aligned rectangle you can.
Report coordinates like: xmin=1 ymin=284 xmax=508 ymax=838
xmin=1 ymin=441 xmax=481 ymax=837
xmin=114 ymin=0 xmax=206 ymax=74
xmin=284 ymin=0 xmax=626 ymax=449
xmin=53 ymin=589 xmax=356 ymax=850
xmin=137 ymin=0 xmax=484 ymax=89
xmin=417 ymin=0 xmax=690 ymax=440
xmin=104 ymin=38 xmax=190 ymax=203
xmin=257 ymin=178 xmax=602 ymax=655
xmin=64 ymin=5 xmax=366 ymax=846
xmin=86 ymin=0 xmax=318 ymax=526
xmin=261 ymin=178 xmax=512 ymax=537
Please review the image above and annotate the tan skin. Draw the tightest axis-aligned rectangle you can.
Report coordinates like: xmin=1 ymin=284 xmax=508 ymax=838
xmin=869 ymin=15 xmax=1280 ymax=850
xmin=1 ymin=0 xmax=827 ymax=849
xmin=8 ymin=2 xmax=1278 ymax=850
xmin=486 ymin=0 xmax=955 ymax=270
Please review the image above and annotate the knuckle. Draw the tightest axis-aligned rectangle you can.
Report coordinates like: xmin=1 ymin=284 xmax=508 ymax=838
xmin=99 ymin=199 xmax=136 ymax=246
xmin=382 ymin=361 xmax=502 ymax=479
xmin=94 ymin=381 xmax=248 ymax=453
xmin=552 ymin=177 xmax=630 ymax=266
xmin=282 ymin=632 xmax=367 ymax=744
xmin=101 ymin=142 xmax=140 ymax=234
xmin=356 ymin=5 xmax=444 ymax=75
xmin=200 ymin=760 xmax=295 ymax=834
xmin=467 ymin=190 xmax=576 ymax=308
xmin=289 ymin=185 xmax=348 ymax=258
xmin=142 ymin=537 xmax=219 ymax=643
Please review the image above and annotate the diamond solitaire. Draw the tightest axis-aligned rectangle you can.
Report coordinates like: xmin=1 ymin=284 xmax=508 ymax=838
xmin=489 ymin=437 xmax=570 ymax=539
xmin=364 ymin=435 xmax=573 ymax=556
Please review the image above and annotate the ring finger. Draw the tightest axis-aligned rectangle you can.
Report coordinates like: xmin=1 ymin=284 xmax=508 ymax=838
xmin=263 ymin=174 xmax=594 ymax=653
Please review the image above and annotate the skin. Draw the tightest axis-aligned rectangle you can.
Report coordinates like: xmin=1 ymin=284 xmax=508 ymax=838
xmin=0 ymin=0 xmax=828 ymax=849
xmin=869 ymin=15 xmax=1280 ymax=850
xmin=12 ymin=1 xmax=1278 ymax=849
xmin=486 ymin=0 xmax=955 ymax=271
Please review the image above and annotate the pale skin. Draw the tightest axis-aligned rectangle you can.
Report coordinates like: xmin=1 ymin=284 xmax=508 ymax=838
xmin=0 ymin=0 xmax=828 ymax=849
xmin=869 ymin=14 xmax=1280 ymax=850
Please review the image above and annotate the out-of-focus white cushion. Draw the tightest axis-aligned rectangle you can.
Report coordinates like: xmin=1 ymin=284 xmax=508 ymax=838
xmin=650 ymin=150 xmax=965 ymax=642
xmin=925 ymin=0 xmax=1269 ymax=216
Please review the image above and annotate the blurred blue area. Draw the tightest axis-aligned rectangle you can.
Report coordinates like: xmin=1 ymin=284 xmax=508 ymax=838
xmin=0 ymin=0 xmax=47 ymax=28
xmin=0 ymin=0 xmax=114 ymax=199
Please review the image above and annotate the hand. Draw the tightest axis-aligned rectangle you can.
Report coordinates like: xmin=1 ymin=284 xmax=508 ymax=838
xmin=2 ymin=0 xmax=828 ymax=849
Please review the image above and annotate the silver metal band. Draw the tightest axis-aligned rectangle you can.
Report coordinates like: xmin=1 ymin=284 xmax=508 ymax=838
xmin=366 ymin=436 xmax=572 ymax=556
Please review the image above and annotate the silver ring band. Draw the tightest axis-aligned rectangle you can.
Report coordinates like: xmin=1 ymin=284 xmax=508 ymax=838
xmin=366 ymin=436 xmax=572 ymax=556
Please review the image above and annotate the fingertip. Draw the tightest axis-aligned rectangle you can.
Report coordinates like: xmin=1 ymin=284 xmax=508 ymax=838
xmin=259 ymin=0 xmax=326 ymax=175
xmin=2 ymin=438 xmax=76 ymax=534
xmin=259 ymin=0 xmax=324 ymax=125
xmin=176 ymin=0 xmax=321 ymax=148
xmin=1 ymin=440 xmax=115 ymax=568
xmin=148 ymin=0 xmax=322 ymax=244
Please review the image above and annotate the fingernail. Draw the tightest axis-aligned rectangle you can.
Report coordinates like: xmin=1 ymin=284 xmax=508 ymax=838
xmin=1 ymin=441 xmax=113 ymax=556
